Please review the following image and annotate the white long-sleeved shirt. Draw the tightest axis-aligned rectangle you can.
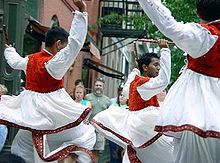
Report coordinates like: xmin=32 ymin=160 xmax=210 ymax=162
xmin=137 ymin=0 xmax=218 ymax=58
xmin=4 ymin=11 xmax=88 ymax=80
xmin=123 ymin=48 xmax=171 ymax=101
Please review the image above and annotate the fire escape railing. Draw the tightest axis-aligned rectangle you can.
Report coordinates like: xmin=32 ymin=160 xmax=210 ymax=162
xmin=98 ymin=0 xmax=146 ymax=38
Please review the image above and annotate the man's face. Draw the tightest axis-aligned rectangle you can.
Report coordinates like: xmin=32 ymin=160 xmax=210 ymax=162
xmin=145 ymin=58 xmax=160 ymax=78
xmin=94 ymin=81 xmax=104 ymax=95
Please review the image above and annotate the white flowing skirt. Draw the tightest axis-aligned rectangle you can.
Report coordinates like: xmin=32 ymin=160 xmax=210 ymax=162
xmin=0 ymin=88 xmax=91 ymax=130
xmin=155 ymin=69 xmax=220 ymax=163
xmin=91 ymin=106 xmax=173 ymax=163
xmin=172 ymin=131 xmax=220 ymax=163
xmin=0 ymin=88 xmax=95 ymax=162
xmin=155 ymin=69 xmax=220 ymax=138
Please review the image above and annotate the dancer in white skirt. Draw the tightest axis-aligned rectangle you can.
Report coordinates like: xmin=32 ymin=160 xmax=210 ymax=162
xmin=0 ymin=1 xmax=96 ymax=162
xmin=137 ymin=0 xmax=220 ymax=162
xmin=91 ymin=40 xmax=173 ymax=163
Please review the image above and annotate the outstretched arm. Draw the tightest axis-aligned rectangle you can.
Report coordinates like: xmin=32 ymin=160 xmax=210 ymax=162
xmin=4 ymin=45 xmax=28 ymax=72
xmin=45 ymin=0 xmax=88 ymax=80
xmin=137 ymin=0 xmax=217 ymax=58
xmin=137 ymin=40 xmax=171 ymax=101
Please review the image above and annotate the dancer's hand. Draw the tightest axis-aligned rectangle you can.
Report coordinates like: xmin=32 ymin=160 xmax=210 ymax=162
xmin=5 ymin=44 xmax=11 ymax=48
xmin=158 ymin=39 xmax=169 ymax=49
xmin=73 ymin=0 xmax=87 ymax=12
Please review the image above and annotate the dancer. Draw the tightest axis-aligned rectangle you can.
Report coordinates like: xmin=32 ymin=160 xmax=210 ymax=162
xmin=137 ymin=0 xmax=220 ymax=162
xmin=0 ymin=0 xmax=95 ymax=162
xmin=91 ymin=40 xmax=173 ymax=163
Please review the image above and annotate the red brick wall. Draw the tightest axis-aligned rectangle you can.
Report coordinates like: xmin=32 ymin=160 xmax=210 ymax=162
xmin=39 ymin=0 xmax=100 ymax=95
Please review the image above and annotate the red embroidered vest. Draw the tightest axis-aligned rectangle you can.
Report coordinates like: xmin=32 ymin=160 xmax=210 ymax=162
xmin=187 ymin=21 xmax=220 ymax=78
xmin=129 ymin=75 xmax=159 ymax=111
xmin=26 ymin=50 xmax=64 ymax=93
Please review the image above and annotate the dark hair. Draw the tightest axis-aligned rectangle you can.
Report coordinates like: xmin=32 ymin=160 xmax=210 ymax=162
xmin=137 ymin=53 xmax=159 ymax=74
xmin=196 ymin=0 xmax=220 ymax=21
xmin=45 ymin=27 xmax=69 ymax=47
xmin=74 ymin=79 xmax=84 ymax=86
xmin=116 ymin=86 xmax=123 ymax=106
xmin=0 ymin=153 xmax=26 ymax=163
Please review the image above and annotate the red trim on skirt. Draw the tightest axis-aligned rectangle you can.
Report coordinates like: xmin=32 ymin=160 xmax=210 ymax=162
xmin=0 ymin=107 xmax=95 ymax=162
xmin=155 ymin=124 xmax=220 ymax=138
xmin=91 ymin=119 xmax=162 ymax=163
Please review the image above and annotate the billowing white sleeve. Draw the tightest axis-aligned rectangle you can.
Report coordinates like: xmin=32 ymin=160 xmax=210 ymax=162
xmin=137 ymin=48 xmax=171 ymax=101
xmin=122 ymin=68 xmax=140 ymax=99
xmin=137 ymin=0 xmax=218 ymax=58
xmin=45 ymin=11 xmax=88 ymax=80
xmin=4 ymin=47 xmax=28 ymax=72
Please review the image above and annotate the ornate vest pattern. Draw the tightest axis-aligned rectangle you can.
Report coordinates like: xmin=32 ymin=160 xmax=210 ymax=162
xmin=26 ymin=50 xmax=64 ymax=93
xmin=187 ymin=22 xmax=220 ymax=78
xmin=129 ymin=75 xmax=159 ymax=111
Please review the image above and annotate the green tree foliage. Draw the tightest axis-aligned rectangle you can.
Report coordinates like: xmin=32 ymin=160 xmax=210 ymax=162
xmin=98 ymin=0 xmax=199 ymax=85
xmin=163 ymin=0 xmax=198 ymax=85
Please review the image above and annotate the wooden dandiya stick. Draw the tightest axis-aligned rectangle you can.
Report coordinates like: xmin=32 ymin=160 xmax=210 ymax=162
xmin=133 ymin=41 xmax=139 ymax=60
xmin=134 ymin=39 xmax=174 ymax=60
xmin=3 ymin=24 xmax=9 ymax=45
xmin=137 ymin=39 xmax=174 ymax=44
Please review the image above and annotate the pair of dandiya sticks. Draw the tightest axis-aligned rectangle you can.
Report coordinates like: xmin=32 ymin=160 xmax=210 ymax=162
xmin=133 ymin=39 xmax=174 ymax=59
xmin=2 ymin=24 xmax=174 ymax=60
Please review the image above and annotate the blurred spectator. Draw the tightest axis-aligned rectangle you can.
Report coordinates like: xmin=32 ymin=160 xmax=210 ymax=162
xmin=85 ymin=77 xmax=111 ymax=163
xmin=69 ymin=79 xmax=84 ymax=98
xmin=110 ymin=86 xmax=123 ymax=104
xmin=74 ymin=79 xmax=84 ymax=87
xmin=73 ymin=84 xmax=91 ymax=108
xmin=0 ymin=84 xmax=8 ymax=152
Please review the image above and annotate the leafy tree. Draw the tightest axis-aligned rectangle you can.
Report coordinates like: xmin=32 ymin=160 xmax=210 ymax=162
xmin=97 ymin=0 xmax=199 ymax=85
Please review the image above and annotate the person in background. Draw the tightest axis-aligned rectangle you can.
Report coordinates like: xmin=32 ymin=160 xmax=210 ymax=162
xmin=73 ymin=84 xmax=91 ymax=108
xmin=137 ymin=0 xmax=220 ymax=162
xmin=74 ymin=79 xmax=84 ymax=87
xmin=70 ymin=79 xmax=84 ymax=98
xmin=91 ymin=40 xmax=173 ymax=163
xmin=110 ymin=86 xmax=123 ymax=104
xmin=85 ymin=77 xmax=111 ymax=163
xmin=0 ymin=84 xmax=8 ymax=152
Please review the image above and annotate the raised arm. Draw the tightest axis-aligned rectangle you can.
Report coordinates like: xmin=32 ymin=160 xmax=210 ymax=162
xmin=137 ymin=48 xmax=171 ymax=101
xmin=4 ymin=45 xmax=28 ymax=72
xmin=137 ymin=0 xmax=217 ymax=58
xmin=45 ymin=1 xmax=88 ymax=80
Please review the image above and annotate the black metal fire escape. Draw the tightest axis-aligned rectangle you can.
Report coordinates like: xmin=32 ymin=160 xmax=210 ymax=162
xmin=98 ymin=0 xmax=146 ymax=38
xmin=96 ymin=0 xmax=147 ymax=56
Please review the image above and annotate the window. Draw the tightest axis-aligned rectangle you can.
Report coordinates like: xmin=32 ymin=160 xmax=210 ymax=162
xmin=50 ymin=15 xmax=60 ymax=27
